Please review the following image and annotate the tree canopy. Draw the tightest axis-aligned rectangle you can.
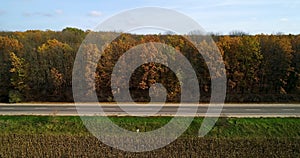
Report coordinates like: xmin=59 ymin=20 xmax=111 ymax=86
xmin=0 ymin=29 xmax=299 ymax=103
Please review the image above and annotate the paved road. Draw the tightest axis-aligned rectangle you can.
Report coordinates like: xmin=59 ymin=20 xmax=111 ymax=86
xmin=0 ymin=103 xmax=300 ymax=117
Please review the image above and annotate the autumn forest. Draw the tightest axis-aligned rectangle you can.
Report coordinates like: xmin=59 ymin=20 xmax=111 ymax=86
xmin=0 ymin=28 xmax=299 ymax=103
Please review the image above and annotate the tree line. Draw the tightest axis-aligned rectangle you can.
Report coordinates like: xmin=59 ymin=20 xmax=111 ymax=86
xmin=0 ymin=28 xmax=299 ymax=103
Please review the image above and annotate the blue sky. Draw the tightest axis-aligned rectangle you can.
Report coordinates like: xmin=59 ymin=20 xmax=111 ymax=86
xmin=0 ymin=0 xmax=299 ymax=34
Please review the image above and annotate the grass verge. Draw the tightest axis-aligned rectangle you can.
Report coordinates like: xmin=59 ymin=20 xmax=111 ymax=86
xmin=0 ymin=116 xmax=299 ymax=138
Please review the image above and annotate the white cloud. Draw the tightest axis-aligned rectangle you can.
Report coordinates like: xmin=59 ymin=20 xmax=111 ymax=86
xmin=22 ymin=12 xmax=53 ymax=17
xmin=22 ymin=12 xmax=33 ymax=17
xmin=280 ymin=18 xmax=289 ymax=22
xmin=88 ymin=10 xmax=102 ymax=17
xmin=251 ymin=17 xmax=257 ymax=21
xmin=55 ymin=9 xmax=63 ymax=14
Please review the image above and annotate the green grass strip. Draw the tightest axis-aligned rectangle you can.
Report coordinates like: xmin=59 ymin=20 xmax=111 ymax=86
xmin=0 ymin=116 xmax=299 ymax=138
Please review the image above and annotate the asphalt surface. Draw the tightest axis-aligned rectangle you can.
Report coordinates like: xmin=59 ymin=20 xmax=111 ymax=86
xmin=0 ymin=103 xmax=300 ymax=117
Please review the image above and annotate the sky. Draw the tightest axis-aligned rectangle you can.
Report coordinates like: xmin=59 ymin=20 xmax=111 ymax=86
xmin=0 ymin=0 xmax=299 ymax=34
